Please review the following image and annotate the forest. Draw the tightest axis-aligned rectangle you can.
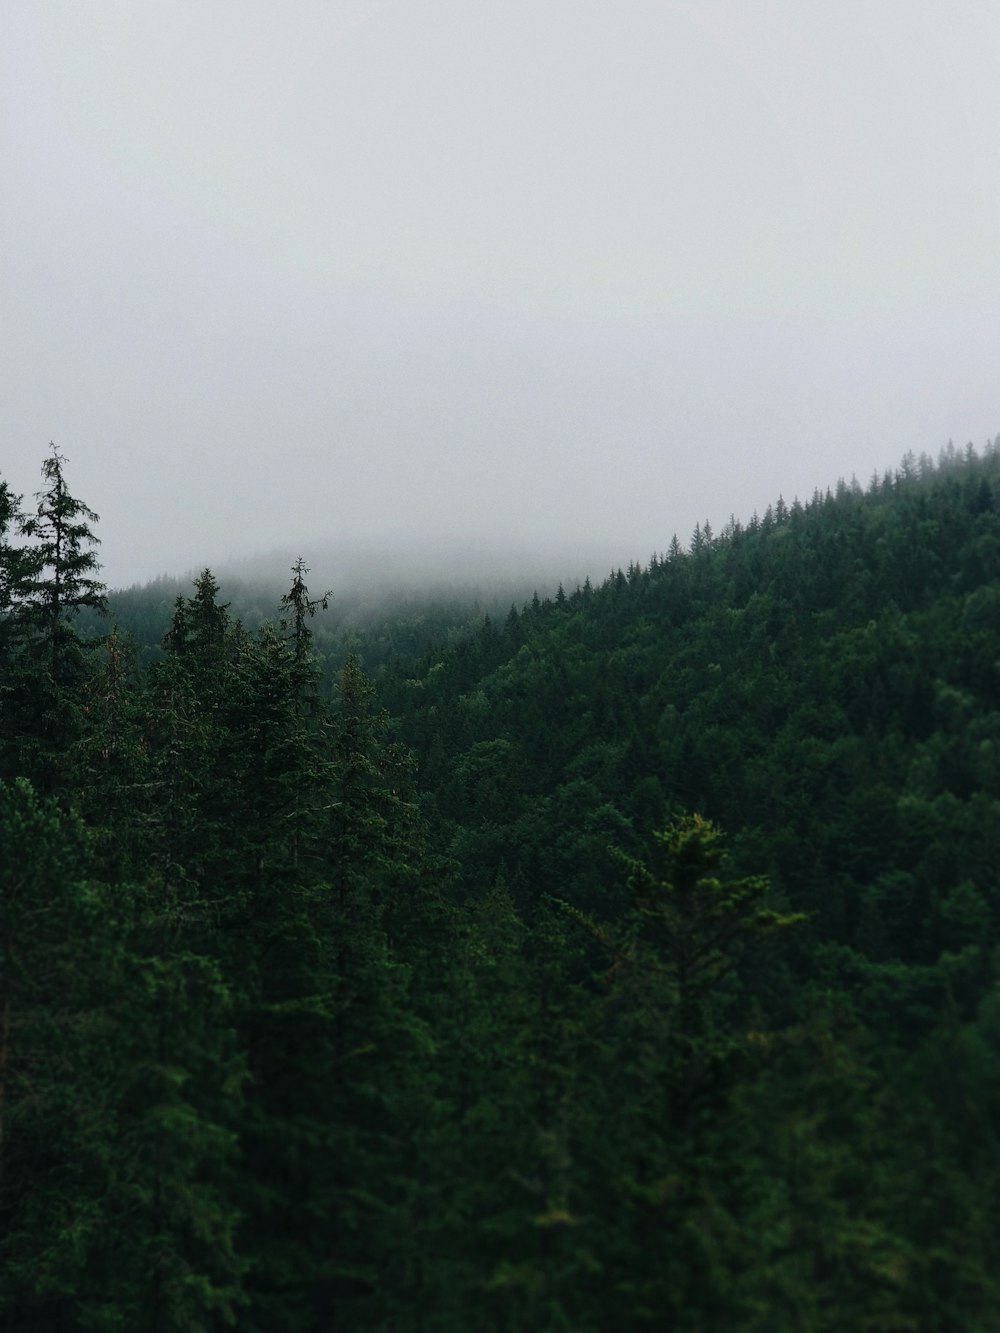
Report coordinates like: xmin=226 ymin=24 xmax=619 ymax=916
xmin=2 ymin=439 xmax=1000 ymax=1330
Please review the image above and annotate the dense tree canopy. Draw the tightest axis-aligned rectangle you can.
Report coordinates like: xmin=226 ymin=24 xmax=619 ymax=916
xmin=2 ymin=439 xmax=1000 ymax=1328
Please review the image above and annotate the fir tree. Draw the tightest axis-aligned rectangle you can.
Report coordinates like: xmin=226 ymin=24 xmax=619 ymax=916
xmin=2 ymin=447 xmax=106 ymax=791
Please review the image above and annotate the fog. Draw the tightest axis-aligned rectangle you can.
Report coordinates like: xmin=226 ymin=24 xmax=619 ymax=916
xmin=3 ymin=2 xmax=998 ymax=593
xmin=211 ymin=535 xmax=635 ymax=628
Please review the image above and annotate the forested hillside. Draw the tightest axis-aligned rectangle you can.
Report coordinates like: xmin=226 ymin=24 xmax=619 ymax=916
xmin=383 ymin=442 xmax=1000 ymax=952
xmin=74 ymin=569 xmax=501 ymax=679
xmin=2 ymin=441 xmax=1000 ymax=1330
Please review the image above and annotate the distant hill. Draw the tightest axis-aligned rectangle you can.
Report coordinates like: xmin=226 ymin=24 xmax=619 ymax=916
xmin=381 ymin=438 xmax=1000 ymax=946
xmin=81 ymin=536 xmax=632 ymax=670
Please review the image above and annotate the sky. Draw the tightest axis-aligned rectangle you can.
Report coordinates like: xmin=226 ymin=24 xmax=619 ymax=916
xmin=2 ymin=0 xmax=999 ymax=591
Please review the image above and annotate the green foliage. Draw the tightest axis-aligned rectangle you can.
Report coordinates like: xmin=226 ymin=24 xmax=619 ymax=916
xmin=0 ymin=447 xmax=107 ymax=790
xmin=607 ymin=815 xmax=805 ymax=1028
xmin=4 ymin=441 xmax=1000 ymax=1327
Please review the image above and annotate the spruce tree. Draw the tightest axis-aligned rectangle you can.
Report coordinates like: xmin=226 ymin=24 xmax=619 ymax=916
xmin=3 ymin=446 xmax=106 ymax=791
xmin=279 ymin=556 xmax=331 ymax=667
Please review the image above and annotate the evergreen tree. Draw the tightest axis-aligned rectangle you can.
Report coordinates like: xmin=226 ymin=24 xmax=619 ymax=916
xmin=279 ymin=556 xmax=331 ymax=666
xmin=2 ymin=447 xmax=106 ymax=791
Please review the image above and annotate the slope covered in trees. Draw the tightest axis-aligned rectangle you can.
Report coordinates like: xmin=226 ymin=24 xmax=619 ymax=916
xmin=1 ymin=441 xmax=999 ymax=1329
xmin=383 ymin=442 xmax=1000 ymax=938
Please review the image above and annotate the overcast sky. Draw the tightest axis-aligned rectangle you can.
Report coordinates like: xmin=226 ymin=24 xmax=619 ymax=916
xmin=2 ymin=1 xmax=999 ymax=590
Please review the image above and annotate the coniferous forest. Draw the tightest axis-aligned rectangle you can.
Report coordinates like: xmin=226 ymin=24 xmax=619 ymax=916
xmin=3 ymin=440 xmax=1000 ymax=1331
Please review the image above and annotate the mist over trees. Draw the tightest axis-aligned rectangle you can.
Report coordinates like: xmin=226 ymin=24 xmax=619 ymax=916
xmin=2 ymin=439 xmax=1000 ymax=1329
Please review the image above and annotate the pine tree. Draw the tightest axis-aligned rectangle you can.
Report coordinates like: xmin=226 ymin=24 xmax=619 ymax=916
xmin=234 ymin=652 xmax=439 ymax=1328
xmin=3 ymin=446 xmax=107 ymax=791
xmin=279 ymin=556 xmax=331 ymax=667
xmin=548 ymin=817 xmax=805 ymax=1327
xmin=19 ymin=445 xmax=107 ymax=678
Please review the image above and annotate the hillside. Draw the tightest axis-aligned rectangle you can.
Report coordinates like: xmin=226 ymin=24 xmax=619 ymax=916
xmin=2 ymin=440 xmax=1000 ymax=1329
xmin=384 ymin=441 xmax=1000 ymax=950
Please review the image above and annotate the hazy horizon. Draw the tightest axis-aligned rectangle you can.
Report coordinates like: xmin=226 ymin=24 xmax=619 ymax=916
xmin=4 ymin=2 xmax=998 ymax=590
xmin=119 ymin=533 xmax=635 ymax=606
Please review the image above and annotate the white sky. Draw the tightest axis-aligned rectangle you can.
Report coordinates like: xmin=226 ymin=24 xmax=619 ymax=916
xmin=2 ymin=1 xmax=999 ymax=589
